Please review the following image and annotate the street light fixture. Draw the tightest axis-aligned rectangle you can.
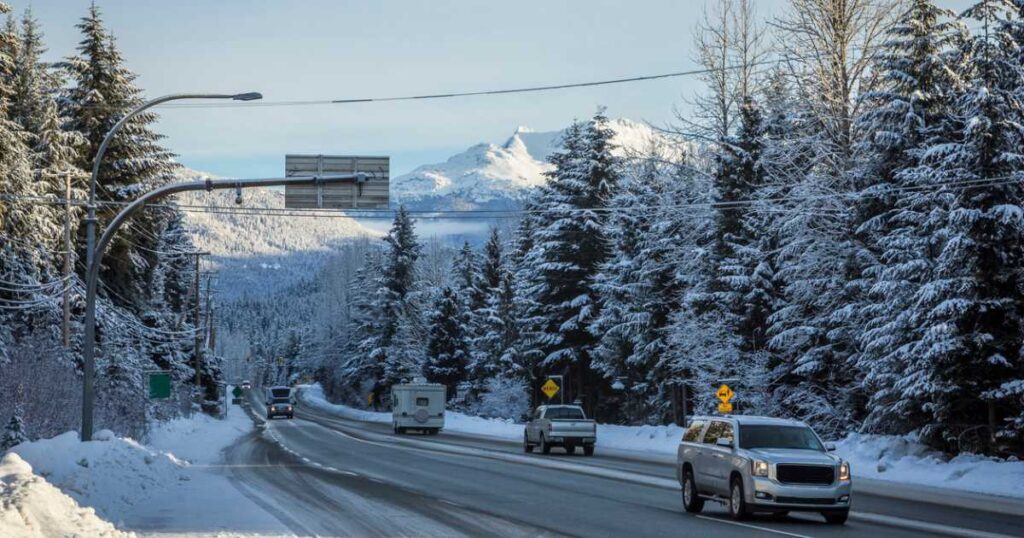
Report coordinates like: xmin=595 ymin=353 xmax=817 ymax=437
xmin=81 ymin=92 xmax=260 ymax=441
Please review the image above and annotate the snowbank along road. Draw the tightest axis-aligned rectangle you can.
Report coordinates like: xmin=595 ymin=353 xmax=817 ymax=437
xmin=229 ymin=388 xmax=1023 ymax=538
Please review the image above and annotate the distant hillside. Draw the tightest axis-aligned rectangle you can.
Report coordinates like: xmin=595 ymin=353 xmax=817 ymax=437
xmin=173 ymin=170 xmax=378 ymax=300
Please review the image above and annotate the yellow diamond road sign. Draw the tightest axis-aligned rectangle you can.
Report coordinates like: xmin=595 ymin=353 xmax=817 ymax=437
xmin=718 ymin=402 xmax=733 ymax=414
xmin=716 ymin=384 xmax=735 ymax=403
xmin=541 ymin=379 xmax=560 ymax=400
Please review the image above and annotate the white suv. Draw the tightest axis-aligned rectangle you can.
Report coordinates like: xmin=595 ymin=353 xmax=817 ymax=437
xmin=676 ymin=415 xmax=851 ymax=524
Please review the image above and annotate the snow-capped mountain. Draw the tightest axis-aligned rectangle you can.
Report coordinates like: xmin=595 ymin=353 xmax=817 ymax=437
xmin=392 ymin=118 xmax=667 ymax=211
xmin=174 ymin=170 xmax=378 ymax=299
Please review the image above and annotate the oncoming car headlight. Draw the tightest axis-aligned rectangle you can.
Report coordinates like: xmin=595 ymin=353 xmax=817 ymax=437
xmin=839 ymin=461 xmax=850 ymax=481
xmin=752 ymin=459 xmax=769 ymax=477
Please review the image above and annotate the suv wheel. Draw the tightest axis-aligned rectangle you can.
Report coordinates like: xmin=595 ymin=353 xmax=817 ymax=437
xmin=729 ymin=477 xmax=749 ymax=521
xmin=823 ymin=510 xmax=849 ymax=525
xmin=523 ymin=433 xmax=534 ymax=453
xmin=540 ymin=434 xmax=551 ymax=454
xmin=681 ymin=469 xmax=704 ymax=513
xmin=583 ymin=445 xmax=594 ymax=457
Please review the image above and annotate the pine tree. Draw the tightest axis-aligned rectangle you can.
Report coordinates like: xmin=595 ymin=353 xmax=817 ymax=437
xmin=356 ymin=207 xmax=423 ymax=402
xmin=65 ymin=3 xmax=176 ymax=303
xmin=522 ymin=111 xmax=619 ymax=415
xmin=423 ymin=287 xmax=469 ymax=400
xmin=468 ymin=228 xmax=514 ymax=389
xmin=1 ymin=404 xmax=27 ymax=451
xmin=0 ymin=2 xmax=43 ymax=290
xmin=853 ymin=0 xmax=966 ymax=434
xmin=897 ymin=0 xmax=1024 ymax=450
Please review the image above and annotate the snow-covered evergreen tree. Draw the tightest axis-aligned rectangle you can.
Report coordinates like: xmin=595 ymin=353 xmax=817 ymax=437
xmin=64 ymin=3 xmax=176 ymax=303
xmin=896 ymin=0 xmax=1024 ymax=450
xmin=854 ymin=0 xmax=966 ymax=435
xmin=519 ymin=111 xmax=619 ymax=415
xmin=1 ymin=404 xmax=27 ymax=451
xmin=423 ymin=286 xmax=469 ymax=400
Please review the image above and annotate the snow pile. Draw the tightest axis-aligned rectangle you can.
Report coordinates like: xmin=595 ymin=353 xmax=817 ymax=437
xmin=0 ymin=453 xmax=133 ymax=538
xmin=392 ymin=119 xmax=672 ymax=210
xmin=835 ymin=433 xmax=1024 ymax=499
xmin=147 ymin=408 xmax=253 ymax=465
xmin=10 ymin=430 xmax=189 ymax=521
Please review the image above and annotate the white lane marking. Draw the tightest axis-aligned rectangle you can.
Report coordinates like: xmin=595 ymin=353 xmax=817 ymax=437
xmin=851 ymin=512 xmax=1019 ymax=538
xmin=328 ymin=426 xmax=1019 ymax=538
xmin=695 ymin=515 xmax=815 ymax=538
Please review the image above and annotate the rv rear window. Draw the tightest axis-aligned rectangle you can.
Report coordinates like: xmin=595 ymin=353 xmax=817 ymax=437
xmin=416 ymin=397 xmax=429 ymax=406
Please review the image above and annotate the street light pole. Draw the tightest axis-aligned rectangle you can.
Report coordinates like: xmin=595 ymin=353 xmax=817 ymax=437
xmin=81 ymin=92 xmax=261 ymax=441
xmin=79 ymin=173 xmax=365 ymax=441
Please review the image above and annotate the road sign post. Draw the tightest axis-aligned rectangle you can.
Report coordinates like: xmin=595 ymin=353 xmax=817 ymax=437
xmin=284 ymin=155 xmax=390 ymax=209
xmin=148 ymin=371 xmax=172 ymax=400
xmin=542 ymin=376 xmax=563 ymax=404
xmin=716 ymin=384 xmax=734 ymax=414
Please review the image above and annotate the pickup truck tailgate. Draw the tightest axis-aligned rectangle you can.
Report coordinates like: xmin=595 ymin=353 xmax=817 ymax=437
xmin=551 ymin=420 xmax=596 ymax=435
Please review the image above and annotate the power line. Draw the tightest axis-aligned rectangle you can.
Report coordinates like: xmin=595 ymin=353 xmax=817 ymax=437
xmin=80 ymin=59 xmax=791 ymax=111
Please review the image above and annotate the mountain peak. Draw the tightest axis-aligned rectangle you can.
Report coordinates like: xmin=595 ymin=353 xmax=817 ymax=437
xmin=392 ymin=118 xmax=664 ymax=211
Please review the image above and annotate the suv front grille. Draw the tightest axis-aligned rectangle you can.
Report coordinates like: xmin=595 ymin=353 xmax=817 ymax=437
xmin=774 ymin=496 xmax=836 ymax=505
xmin=776 ymin=464 xmax=834 ymax=485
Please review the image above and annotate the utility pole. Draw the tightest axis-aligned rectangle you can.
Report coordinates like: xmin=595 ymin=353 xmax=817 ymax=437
xmin=62 ymin=172 xmax=72 ymax=348
xmin=192 ymin=253 xmax=209 ymax=390
xmin=204 ymin=273 xmax=216 ymax=353
xmin=81 ymin=91 xmax=261 ymax=441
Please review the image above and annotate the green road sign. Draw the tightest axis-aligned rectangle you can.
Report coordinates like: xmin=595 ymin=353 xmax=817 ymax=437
xmin=232 ymin=386 xmax=243 ymax=398
xmin=148 ymin=372 xmax=171 ymax=400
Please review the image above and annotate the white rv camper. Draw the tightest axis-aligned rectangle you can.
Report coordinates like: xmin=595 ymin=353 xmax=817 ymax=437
xmin=391 ymin=378 xmax=446 ymax=434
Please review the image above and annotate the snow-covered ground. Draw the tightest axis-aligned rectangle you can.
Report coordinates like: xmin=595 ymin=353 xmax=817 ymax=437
xmin=4 ymin=392 xmax=287 ymax=538
xmin=0 ymin=453 xmax=133 ymax=538
xmin=301 ymin=384 xmax=1024 ymax=500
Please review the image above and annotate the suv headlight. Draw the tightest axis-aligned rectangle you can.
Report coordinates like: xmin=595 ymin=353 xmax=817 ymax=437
xmin=752 ymin=459 xmax=769 ymax=477
xmin=839 ymin=461 xmax=850 ymax=481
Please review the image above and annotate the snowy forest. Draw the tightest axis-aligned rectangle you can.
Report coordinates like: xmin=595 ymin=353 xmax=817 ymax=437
xmin=232 ymin=0 xmax=1024 ymax=457
xmin=3 ymin=0 xmax=1024 ymax=459
xmin=0 ymin=2 xmax=222 ymax=447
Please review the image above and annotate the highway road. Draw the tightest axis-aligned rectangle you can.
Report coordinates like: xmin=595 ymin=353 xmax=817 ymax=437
xmin=227 ymin=393 xmax=1023 ymax=538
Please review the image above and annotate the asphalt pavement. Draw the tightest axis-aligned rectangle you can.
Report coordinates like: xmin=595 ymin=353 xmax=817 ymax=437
xmin=226 ymin=392 xmax=1023 ymax=538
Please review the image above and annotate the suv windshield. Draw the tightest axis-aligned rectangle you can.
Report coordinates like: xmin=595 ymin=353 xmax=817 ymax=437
xmin=546 ymin=407 xmax=585 ymax=420
xmin=739 ymin=425 xmax=824 ymax=451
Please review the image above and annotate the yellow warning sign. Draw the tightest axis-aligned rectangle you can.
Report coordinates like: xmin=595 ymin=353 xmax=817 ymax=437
xmin=716 ymin=384 xmax=735 ymax=403
xmin=718 ymin=402 xmax=733 ymax=414
xmin=541 ymin=379 xmax=560 ymax=400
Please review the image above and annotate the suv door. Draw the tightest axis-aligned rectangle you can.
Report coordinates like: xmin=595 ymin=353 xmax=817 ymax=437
xmin=680 ymin=419 xmax=708 ymax=487
xmin=701 ymin=420 xmax=735 ymax=494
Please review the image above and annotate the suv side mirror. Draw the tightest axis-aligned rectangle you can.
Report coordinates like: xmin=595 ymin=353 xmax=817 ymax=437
xmin=716 ymin=437 xmax=733 ymax=448
xmin=824 ymin=442 xmax=836 ymax=451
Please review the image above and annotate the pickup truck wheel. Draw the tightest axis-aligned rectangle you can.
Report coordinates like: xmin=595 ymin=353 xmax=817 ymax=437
xmin=729 ymin=478 xmax=749 ymax=521
xmin=583 ymin=446 xmax=595 ymax=457
xmin=523 ymin=433 xmax=534 ymax=453
xmin=540 ymin=434 xmax=551 ymax=454
xmin=823 ymin=510 xmax=849 ymax=525
xmin=681 ymin=469 xmax=704 ymax=513
xmin=564 ymin=444 xmax=576 ymax=455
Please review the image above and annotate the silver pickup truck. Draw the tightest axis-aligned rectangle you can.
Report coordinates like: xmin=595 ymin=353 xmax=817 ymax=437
xmin=523 ymin=405 xmax=597 ymax=456
xmin=677 ymin=415 xmax=851 ymax=524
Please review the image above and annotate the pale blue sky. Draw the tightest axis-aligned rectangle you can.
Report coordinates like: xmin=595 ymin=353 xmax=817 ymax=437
xmin=15 ymin=0 xmax=976 ymax=178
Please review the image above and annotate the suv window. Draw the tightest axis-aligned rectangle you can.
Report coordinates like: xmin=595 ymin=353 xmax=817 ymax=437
xmin=683 ymin=419 xmax=707 ymax=442
xmin=533 ymin=408 xmax=543 ymax=420
xmin=703 ymin=421 xmax=734 ymax=445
